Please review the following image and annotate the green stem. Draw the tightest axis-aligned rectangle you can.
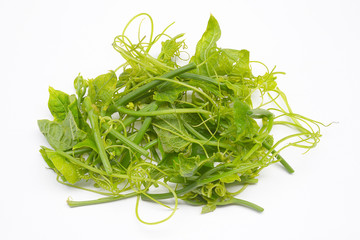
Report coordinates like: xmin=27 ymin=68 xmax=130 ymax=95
xmin=84 ymin=97 xmax=112 ymax=175
xmin=247 ymin=108 xmax=293 ymax=173
xmin=117 ymin=106 xmax=211 ymax=117
xmin=215 ymin=197 xmax=264 ymax=212
xmin=67 ymin=192 xmax=138 ymax=207
xmin=249 ymin=108 xmax=274 ymax=139
xmin=64 ymin=158 xmax=256 ymax=208
xmin=102 ymin=123 xmax=149 ymax=157
xmin=262 ymin=141 xmax=294 ymax=173
xmin=121 ymin=103 xmax=159 ymax=168
xmin=240 ymin=143 xmax=262 ymax=162
xmin=116 ymin=101 xmax=159 ymax=132
xmin=114 ymin=62 xmax=196 ymax=107
xmin=196 ymin=139 xmax=235 ymax=151
xmin=248 ymin=108 xmax=294 ymax=173
xmin=243 ymin=178 xmax=258 ymax=184
xmin=143 ymin=139 xmax=158 ymax=150
xmin=279 ymin=159 xmax=295 ymax=173
xmin=152 ymin=122 xmax=234 ymax=151
xmin=180 ymin=72 xmax=226 ymax=88
xmin=249 ymin=108 xmax=273 ymax=119
xmin=142 ymin=163 xmax=260 ymax=200
xmin=56 ymin=149 xmax=113 ymax=176
xmin=183 ymin=122 xmax=207 ymax=140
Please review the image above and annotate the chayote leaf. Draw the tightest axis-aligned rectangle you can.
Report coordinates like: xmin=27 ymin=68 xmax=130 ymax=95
xmin=201 ymin=204 xmax=217 ymax=214
xmin=88 ymin=71 xmax=117 ymax=109
xmin=233 ymin=98 xmax=259 ymax=140
xmin=73 ymin=138 xmax=98 ymax=152
xmin=48 ymin=87 xmax=70 ymax=121
xmin=45 ymin=150 xmax=80 ymax=184
xmin=191 ymin=14 xmax=221 ymax=76
xmin=214 ymin=48 xmax=251 ymax=77
xmin=157 ymin=33 xmax=185 ymax=67
xmin=68 ymin=95 xmax=80 ymax=124
xmin=220 ymin=173 xmax=241 ymax=183
xmin=190 ymin=15 xmax=251 ymax=78
xmin=153 ymin=111 xmax=190 ymax=153
xmin=187 ymin=79 xmax=221 ymax=97
xmin=74 ymin=74 xmax=87 ymax=99
xmin=153 ymin=83 xmax=189 ymax=103
xmin=173 ymin=153 xmax=201 ymax=178
xmin=225 ymin=81 xmax=251 ymax=105
xmin=39 ymin=148 xmax=55 ymax=169
xmin=38 ymin=111 xmax=87 ymax=151
xmin=68 ymin=94 xmax=91 ymax=132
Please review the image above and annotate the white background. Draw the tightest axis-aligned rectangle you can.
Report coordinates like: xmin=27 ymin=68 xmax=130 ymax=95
xmin=1 ymin=0 xmax=359 ymax=239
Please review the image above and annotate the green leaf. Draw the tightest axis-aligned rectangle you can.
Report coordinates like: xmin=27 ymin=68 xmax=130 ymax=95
xmin=229 ymin=49 xmax=251 ymax=77
xmin=74 ymin=74 xmax=87 ymax=99
xmin=191 ymin=15 xmax=221 ymax=76
xmin=153 ymin=83 xmax=189 ymax=103
xmin=38 ymin=111 xmax=87 ymax=151
xmin=187 ymin=79 xmax=221 ymax=97
xmin=45 ymin=150 xmax=79 ymax=184
xmin=220 ymin=174 xmax=241 ymax=183
xmin=47 ymin=88 xmax=90 ymax=132
xmin=48 ymin=87 xmax=70 ymax=121
xmin=214 ymin=49 xmax=251 ymax=77
xmin=190 ymin=15 xmax=251 ymax=78
xmin=225 ymin=81 xmax=251 ymax=101
xmin=88 ymin=71 xmax=117 ymax=109
xmin=39 ymin=148 xmax=55 ymax=169
xmin=68 ymin=95 xmax=80 ymax=124
xmin=233 ymin=99 xmax=259 ymax=140
xmin=173 ymin=153 xmax=201 ymax=178
xmin=201 ymin=204 xmax=216 ymax=214
xmin=73 ymin=138 xmax=98 ymax=152
xmin=158 ymin=34 xmax=185 ymax=67
xmin=153 ymin=111 xmax=190 ymax=153
xmin=255 ymin=72 xmax=278 ymax=91
xmin=68 ymin=94 xmax=91 ymax=132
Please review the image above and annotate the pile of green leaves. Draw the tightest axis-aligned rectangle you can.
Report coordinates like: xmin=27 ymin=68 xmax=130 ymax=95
xmin=38 ymin=13 xmax=324 ymax=224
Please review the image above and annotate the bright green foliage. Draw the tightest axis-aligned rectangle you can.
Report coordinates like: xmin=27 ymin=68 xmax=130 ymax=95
xmin=220 ymin=173 xmax=241 ymax=184
xmin=88 ymin=71 xmax=117 ymax=110
xmin=153 ymin=112 xmax=191 ymax=153
xmin=158 ymin=34 xmax=186 ymax=67
xmin=233 ymin=98 xmax=259 ymax=141
xmin=191 ymin=15 xmax=221 ymax=76
xmin=214 ymin=49 xmax=251 ymax=77
xmin=45 ymin=150 xmax=80 ymax=184
xmin=153 ymin=83 xmax=189 ymax=103
xmin=73 ymin=138 xmax=98 ymax=152
xmin=38 ymin=13 xmax=326 ymax=225
xmin=201 ymin=204 xmax=217 ymax=214
xmin=173 ymin=153 xmax=202 ymax=177
xmin=48 ymin=87 xmax=71 ymax=121
xmin=38 ymin=111 xmax=87 ymax=151
xmin=39 ymin=148 xmax=55 ymax=169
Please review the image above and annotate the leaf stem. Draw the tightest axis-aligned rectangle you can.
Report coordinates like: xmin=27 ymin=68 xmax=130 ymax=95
xmin=67 ymin=192 xmax=138 ymax=207
xmin=84 ymin=97 xmax=113 ymax=175
xmin=180 ymin=72 xmax=225 ymax=88
xmin=262 ymin=141 xmax=294 ymax=173
xmin=102 ymin=123 xmax=149 ymax=157
xmin=121 ymin=102 xmax=159 ymax=168
xmin=114 ymin=62 xmax=196 ymax=107
xmin=142 ymin=163 xmax=260 ymax=200
xmin=117 ymin=106 xmax=211 ymax=117
xmin=215 ymin=197 xmax=264 ymax=212
xmin=116 ymin=101 xmax=159 ymax=132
